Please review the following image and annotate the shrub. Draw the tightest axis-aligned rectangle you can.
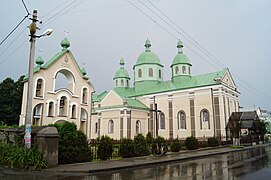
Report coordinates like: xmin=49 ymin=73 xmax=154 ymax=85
xmin=0 ymin=141 xmax=46 ymax=170
xmin=120 ymin=138 xmax=135 ymax=158
xmin=50 ymin=122 xmax=91 ymax=164
xmin=207 ymin=137 xmax=219 ymax=147
xmin=134 ymin=134 xmax=150 ymax=157
xmin=97 ymin=135 xmax=113 ymax=161
xmin=185 ymin=136 xmax=199 ymax=150
xmin=170 ymin=138 xmax=182 ymax=152
xmin=151 ymin=136 xmax=168 ymax=154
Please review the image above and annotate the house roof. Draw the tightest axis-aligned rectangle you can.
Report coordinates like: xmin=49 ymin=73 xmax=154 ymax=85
xmin=227 ymin=111 xmax=259 ymax=129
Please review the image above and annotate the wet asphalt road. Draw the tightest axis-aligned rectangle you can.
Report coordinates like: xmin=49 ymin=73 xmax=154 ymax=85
xmin=1 ymin=145 xmax=271 ymax=180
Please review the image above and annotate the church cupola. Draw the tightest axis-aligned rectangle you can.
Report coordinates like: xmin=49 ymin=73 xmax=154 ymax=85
xmin=133 ymin=38 xmax=164 ymax=91
xmin=171 ymin=39 xmax=192 ymax=83
xmin=114 ymin=57 xmax=130 ymax=89
xmin=35 ymin=56 xmax=44 ymax=67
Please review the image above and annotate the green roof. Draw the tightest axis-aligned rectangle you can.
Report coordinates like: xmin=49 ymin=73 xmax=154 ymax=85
xmin=116 ymin=68 xmax=227 ymax=97
xmin=93 ymin=91 xmax=108 ymax=102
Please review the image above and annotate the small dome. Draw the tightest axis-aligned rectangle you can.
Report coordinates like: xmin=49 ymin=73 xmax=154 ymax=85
xmin=135 ymin=39 xmax=161 ymax=67
xmin=114 ymin=58 xmax=130 ymax=80
xmin=60 ymin=37 xmax=70 ymax=49
xmin=35 ymin=56 xmax=44 ymax=66
xmin=171 ymin=53 xmax=191 ymax=67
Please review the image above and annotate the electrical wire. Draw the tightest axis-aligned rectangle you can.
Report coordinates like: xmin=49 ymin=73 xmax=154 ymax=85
xmin=21 ymin=0 xmax=30 ymax=15
xmin=133 ymin=0 xmax=271 ymax=102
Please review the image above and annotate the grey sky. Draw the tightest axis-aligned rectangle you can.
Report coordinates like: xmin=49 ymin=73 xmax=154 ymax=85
xmin=0 ymin=0 xmax=270 ymax=110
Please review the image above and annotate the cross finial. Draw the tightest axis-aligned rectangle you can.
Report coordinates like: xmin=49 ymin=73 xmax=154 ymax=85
xmin=65 ymin=29 xmax=69 ymax=37
xmin=178 ymin=32 xmax=181 ymax=39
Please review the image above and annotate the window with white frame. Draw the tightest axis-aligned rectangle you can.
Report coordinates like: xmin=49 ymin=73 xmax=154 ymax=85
xmin=178 ymin=111 xmax=186 ymax=129
xmin=159 ymin=112 xmax=165 ymax=130
xmin=136 ymin=120 xmax=141 ymax=134
xmin=108 ymin=120 xmax=114 ymax=134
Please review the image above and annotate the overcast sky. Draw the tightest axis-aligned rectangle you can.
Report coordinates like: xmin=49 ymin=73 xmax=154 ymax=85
xmin=0 ymin=0 xmax=270 ymax=111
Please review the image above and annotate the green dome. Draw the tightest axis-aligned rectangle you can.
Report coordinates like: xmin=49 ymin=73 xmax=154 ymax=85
xmin=171 ymin=53 xmax=191 ymax=67
xmin=60 ymin=37 xmax=70 ymax=49
xmin=35 ymin=56 xmax=44 ymax=66
xmin=135 ymin=39 xmax=161 ymax=67
xmin=135 ymin=51 xmax=161 ymax=66
xmin=114 ymin=58 xmax=130 ymax=80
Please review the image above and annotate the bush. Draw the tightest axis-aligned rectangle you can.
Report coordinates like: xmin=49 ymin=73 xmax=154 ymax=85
xmin=185 ymin=136 xmax=198 ymax=150
xmin=97 ymin=135 xmax=113 ymax=161
xmin=151 ymin=136 xmax=168 ymax=154
xmin=120 ymin=138 xmax=135 ymax=158
xmin=170 ymin=138 xmax=182 ymax=152
xmin=50 ymin=122 xmax=91 ymax=164
xmin=134 ymin=134 xmax=150 ymax=157
xmin=0 ymin=141 xmax=46 ymax=170
xmin=207 ymin=137 xmax=219 ymax=147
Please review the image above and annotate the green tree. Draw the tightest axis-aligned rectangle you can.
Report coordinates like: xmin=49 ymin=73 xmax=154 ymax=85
xmin=0 ymin=76 xmax=24 ymax=125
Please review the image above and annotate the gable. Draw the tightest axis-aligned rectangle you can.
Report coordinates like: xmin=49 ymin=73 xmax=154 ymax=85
xmin=221 ymin=70 xmax=236 ymax=89
xmin=101 ymin=90 xmax=123 ymax=107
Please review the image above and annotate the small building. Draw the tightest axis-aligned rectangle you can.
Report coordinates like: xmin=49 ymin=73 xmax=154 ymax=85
xmin=19 ymin=37 xmax=94 ymax=138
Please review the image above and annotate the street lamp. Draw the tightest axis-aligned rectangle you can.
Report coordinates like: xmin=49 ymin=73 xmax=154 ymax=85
xmin=25 ymin=10 xmax=52 ymax=149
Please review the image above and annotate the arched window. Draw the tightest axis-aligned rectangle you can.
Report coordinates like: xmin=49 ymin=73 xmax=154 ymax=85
xmin=149 ymin=68 xmax=153 ymax=77
xmin=33 ymin=104 xmax=42 ymax=126
xmin=121 ymin=79 xmax=124 ymax=86
xmin=48 ymin=101 xmax=54 ymax=117
xmin=175 ymin=66 xmax=179 ymax=75
xmin=59 ymin=96 xmax=68 ymax=116
xmin=108 ymin=120 xmax=114 ymax=133
xmin=54 ymin=69 xmax=75 ymax=93
xmin=159 ymin=69 xmax=162 ymax=78
xmin=188 ymin=67 xmax=191 ymax=75
xmin=95 ymin=122 xmax=98 ymax=134
xmin=80 ymin=108 xmax=88 ymax=121
xmin=126 ymin=80 xmax=129 ymax=86
xmin=36 ymin=79 xmax=44 ymax=97
xmin=178 ymin=111 xmax=186 ymax=129
xmin=71 ymin=104 xmax=76 ymax=119
xmin=116 ymin=80 xmax=118 ymax=87
xmin=136 ymin=120 xmax=141 ymax=134
xmin=200 ymin=109 xmax=210 ymax=129
xmin=182 ymin=66 xmax=186 ymax=74
xmin=159 ymin=112 xmax=165 ymax=130
xmin=82 ymin=88 xmax=88 ymax=104
xmin=138 ymin=69 xmax=142 ymax=78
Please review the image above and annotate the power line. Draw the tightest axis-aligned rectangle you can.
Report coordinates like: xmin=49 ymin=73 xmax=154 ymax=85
xmin=138 ymin=0 xmax=271 ymax=101
xmin=21 ymin=0 xmax=30 ymax=15
xmin=0 ymin=39 xmax=28 ymax=66
xmin=0 ymin=27 xmax=27 ymax=58
xmin=0 ymin=15 xmax=28 ymax=47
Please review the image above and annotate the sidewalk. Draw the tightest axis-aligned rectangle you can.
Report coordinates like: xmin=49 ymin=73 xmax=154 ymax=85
xmin=47 ymin=144 xmax=267 ymax=174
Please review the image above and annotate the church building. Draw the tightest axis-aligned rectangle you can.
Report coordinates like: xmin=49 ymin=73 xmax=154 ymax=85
xmin=19 ymin=37 xmax=94 ymax=138
xmin=91 ymin=38 xmax=240 ymax=140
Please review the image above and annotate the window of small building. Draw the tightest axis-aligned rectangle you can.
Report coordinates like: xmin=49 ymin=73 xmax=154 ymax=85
xmin=71 ymin=104 xmax=76 ymax=119
xmin=36 ymin=79 xmax=43 ymax=98
xmin=48 ymin=101 xmax=54 ymax=117
xmin=59 ymin=96 xmax=68 ymax=116
xmin=108 ymin=120 xmax=114 ymax=134
xmin=121 ymin=79 xmax=124 ymax=86
xmin=136 ymin=120 xmax=141 ymax=134
xmin=159 ymin=69 xmax=162 ymax=78
xmin=138 ymin=69 xmax=142 ymax=78
xmin=95 ymin=122 xmax=98 ymax=134
xmin=82 ymin=87 xmax=88 ymax=104
xmin=175 ymin=66 xmax=179 ymax=75
xmin=149 ymin=68 xmax=153 ymax=77
xmin=182 ymin=66 xmax=186 ymax=74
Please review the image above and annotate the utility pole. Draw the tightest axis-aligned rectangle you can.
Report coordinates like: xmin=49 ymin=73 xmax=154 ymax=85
xmin=25 ymin=10 xmax=38 ymax=149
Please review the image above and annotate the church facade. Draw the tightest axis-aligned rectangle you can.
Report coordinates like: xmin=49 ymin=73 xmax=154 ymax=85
xmin=19 ymin=37 xmax=94 ymax=138
xmin=91 ymin=39 xmax=240 ymax=140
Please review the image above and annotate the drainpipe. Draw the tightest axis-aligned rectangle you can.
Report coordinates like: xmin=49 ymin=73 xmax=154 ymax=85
xmin=211 ymin=88 xmax=216 ymax=137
